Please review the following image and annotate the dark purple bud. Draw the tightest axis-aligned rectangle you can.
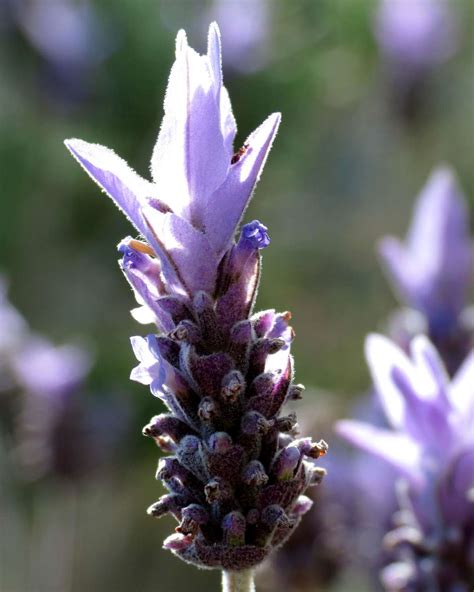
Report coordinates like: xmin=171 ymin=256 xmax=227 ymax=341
xmin=157 ymin=457 xmax=191 ymax=482
xmin=177 ymin=504 xmax=209 ymax=535
xmin=239 ymin=411 xmax=270 ymax=459
xmin=170 ymin=320 xmax=202 ymax=345
xmin=198 ymin=397 xmax=218 ymax=422
xmin=176 ymin=435 xmax=208 ymax=481
xmin=272 ymin=445 xmax=301 ymax=481
xmin=193 ymin=291 xmax=223 ymax=348
xmin=255 ymin=504 xmax=290 ymax=545
xmin=261 ymin=505 xmax=290 ymax=529
xmin=240 ymin=411 xmax=270 ymax=437
xmin=275 ymin=413 xmax=298 ymax=433
xmin=286 ymin=383 xmax=305 ymax=401
xmin=208 ymin=432 xmax=233 ymax=453
xmin=221 ymin=370 xmax=246 ymax=403
xmin=206 ymin=436 xmax=246 ymax=484
xmin=147 ymin=493 xmax=187 ymax=519
xmin=249 ymin=372 xmax=275 ymax=398
xmin=229 ymin=320 xmax=254 ymax=371
xmin=156 ymin=457 xmax=205 ymax=502
xmin=157 ymin=296 xmax=193 ymax=324
xmin=186 ymin=350 xmax=234 ymax=398
xmin=142 ymin=414 xmax=196 ymax=446
xmin=241 ymin=221 xmax=270 ymax=250
xmin=204 ymin=477 xmax=233 ymax=503
xmin=242 ymin=460 xmax=269 ymax=487
xmin=222 ymin=511 xmax=246 ymax=546
xmin=248 ymin=338 xmax=286 ymax=379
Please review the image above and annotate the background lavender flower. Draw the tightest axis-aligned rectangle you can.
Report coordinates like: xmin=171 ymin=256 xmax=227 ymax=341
xmin=374 ymin=0 xmax=461 ymax=121
xmin=337 ymin=335 xmax=474 ymax=590
xmin=2 ymin=0 xmax=114 ymax=108
xmin=65 ymin=23 xmax=326 ymax=581
xmin=379 ymin=166 xmax=473 ymax=375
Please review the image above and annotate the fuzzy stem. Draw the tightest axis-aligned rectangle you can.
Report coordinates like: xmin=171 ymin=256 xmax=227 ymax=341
xmin=222 ymin=570 xmax=255 ymax=592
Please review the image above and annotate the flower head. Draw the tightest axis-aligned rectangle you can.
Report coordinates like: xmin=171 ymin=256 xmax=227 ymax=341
xmin=337 ymin=335 xmax=474 ymax=589
xmin=375 ymin=0 xmax=459 ymax=71
xmin=378 ymin=166 xmax=473 ymax=373
xmin=65 ymin=23 xmax=325 ymax=571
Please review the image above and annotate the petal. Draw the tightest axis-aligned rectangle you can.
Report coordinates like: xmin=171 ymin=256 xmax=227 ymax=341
xmin=204 ymin=112 xmax=281 ymax=259
xmin=407 ymin=167 xmax=471 ymax=287
xmin=336 ymin=420 xmax=424 ymax=488
xmin=365 ymin=333 xmax=410 ymax=429
xmin=130 ymin=335 xmax=156 ymax=366
xmin=143 ymin=208 xmax=218 ymax=295
xmin=65 ymin=138 xmax=186 ymax=293
xmin=450 ymin=349 xmax=474 ymax=423
xmin=130 ymin=305 xmax=158 ymax=325
xmin=207 ymin=22 xmax=237 ymax=155
xmin=151 ymin=28 xmax=229 ymax=227
xmin=378 ymin=236 xmax=419 ymax=307
xmin=65 ymin=139 xmax=152 ymax=236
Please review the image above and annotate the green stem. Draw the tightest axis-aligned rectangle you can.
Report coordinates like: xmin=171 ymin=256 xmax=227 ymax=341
xmin=222 ymin=570 xmax=255 ymax=592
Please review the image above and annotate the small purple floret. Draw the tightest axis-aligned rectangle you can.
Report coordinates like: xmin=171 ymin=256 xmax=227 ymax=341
xmin=241 ymin=220 xmax=270 ymax=250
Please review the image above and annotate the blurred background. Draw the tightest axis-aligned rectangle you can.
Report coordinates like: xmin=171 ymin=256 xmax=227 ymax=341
xmin=0 ymin=0 xmax=473 ymax=590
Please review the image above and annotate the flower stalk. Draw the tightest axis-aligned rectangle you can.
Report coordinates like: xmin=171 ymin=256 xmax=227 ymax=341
xmin=222 ymin=570 xmax=255 ymax=592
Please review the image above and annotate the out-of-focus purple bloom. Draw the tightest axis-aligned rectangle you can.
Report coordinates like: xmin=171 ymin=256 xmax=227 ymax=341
xmin=375 ymin=0 xmax=459 ymax=71
xmin=374 ymin=0 xmax=461 ymax=121
xmin=379 ymin=166 xmax=473 ymax=373
xmin=13 ymin=337 xmax=91 ymax=400
xmin=337 ymin=335 xmax=474 ymax=590
xmin=65 ymin=23 xmax=326 ymax=575
xmin=207 ymin=0 xmax=271 ymax=73
xmin=6 ymin=0 xmax=114 ymax=106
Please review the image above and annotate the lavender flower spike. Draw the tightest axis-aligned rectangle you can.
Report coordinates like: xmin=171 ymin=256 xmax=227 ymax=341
xmin=337 ymin=335 xmax=474 ymax=590
xmin=65 ymin=23 xmax=326 ymax=585
xmin=378 ymin=166 xmax=473 ymax=372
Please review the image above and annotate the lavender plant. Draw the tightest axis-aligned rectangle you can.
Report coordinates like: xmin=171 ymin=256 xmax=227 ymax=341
xmin=65 ymin=23 xmax=326 ymax=590
xmin=337 ymin=335 xmax=474 ymax=591
xmin=379 ymin=166 xmax=473 ymax=375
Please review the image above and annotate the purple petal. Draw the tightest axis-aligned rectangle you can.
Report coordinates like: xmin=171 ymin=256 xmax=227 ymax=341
xmin=365 ymin=333 xmax=410 ymax=429
xmin=450 ymin=349 xmax=474 ymax=423
xmin=143 ymin=208 xmax=218 ymax=295
xmin=150 ymin=27 xmax=229 ymax=228
xmin=207 ymin=22 xmax=237 ymax=155
xmin=64 ymin=139 xmax=152 ymax=236
xmin=130 ymin=336 xmax=161 ymax=385
xmin=204 ymin=112 xmax=281 ymax=259
xmin=64 ymin=139 xmax=186 ymax=294
xmin=379 ymin=166 xmax=473 ymax=321
xmin=336 ymin=420 xmax=424 ymax=488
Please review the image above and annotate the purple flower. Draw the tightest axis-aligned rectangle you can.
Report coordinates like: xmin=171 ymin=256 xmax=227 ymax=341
xmin=375 ymin=0 xmax=459 ymax=71
xmin=13 ymin=337 xmax=91 ymax=401
xmin=378 ymin=167 xmax=473 ymax=373
xmin=65 ymin=23 xmax=326 ymax=576
xmin=337 ymin=335 xmax=474 ymax=590
xmin=65 ymin=22 xmax=280 ymax=299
